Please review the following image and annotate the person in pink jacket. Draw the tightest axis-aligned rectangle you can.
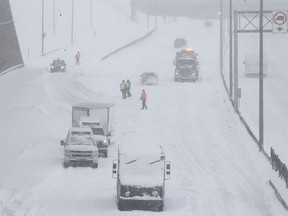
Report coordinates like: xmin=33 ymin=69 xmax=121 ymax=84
xmin=140 ymin=89 xmax=148 ymax=110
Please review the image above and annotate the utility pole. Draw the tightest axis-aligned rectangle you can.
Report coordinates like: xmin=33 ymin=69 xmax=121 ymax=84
xmin=42 ymin=0 xmax=44 ymax=54
xmin=90 ymin=0 xmax=92 ymax=27
xmin=220 ymin=0 xmax=223 ymax=77
xmin=53 ymin=0 xmax=55 ymax=35
xmin=229 ymin=0 xmax=233 ymax=100
xmin=71 ymin=0 xmax=74 ymax=45
xmin=259 ymin=0 xmax=264 ymax=150
xmin=154 ymin=0 xmax=157 ymax=30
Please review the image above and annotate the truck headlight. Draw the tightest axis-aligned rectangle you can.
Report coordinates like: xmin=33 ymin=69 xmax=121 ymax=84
xmin=61 ymin=66 xmax=65 ymax=69
xmin=92 ymin=151 xmax=98 ymax=157
xmin=152 ymin=190 xmax=159 ymax=197
xmin=65 ymin=150 xmax=71 ymax=157
xmin=51 ymin=66 xmax=54 ymax=69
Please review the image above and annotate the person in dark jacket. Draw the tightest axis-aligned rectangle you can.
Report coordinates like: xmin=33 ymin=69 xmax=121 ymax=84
xmin=140 ymin=89 xmax=148 ymax=109
xmin=126 ymin=79 xmax=132 ymax=97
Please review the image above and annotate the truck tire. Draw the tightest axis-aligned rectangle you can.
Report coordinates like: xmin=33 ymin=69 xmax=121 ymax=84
xmin=103 ymin=150 xmax=108 ymax=158
xmin=118 ymin=202 xmax=124 ymax=211
xmin=63 ymin=162 xmax=69 ymax=168
xmin=156 ymin=203 xmax=164 ymax=212
xmin=92 ymin=163 xmax=98 ymax=168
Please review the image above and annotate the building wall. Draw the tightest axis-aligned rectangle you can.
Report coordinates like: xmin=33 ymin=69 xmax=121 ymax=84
xmin=0 ymin=0 xmax=23 ymax=74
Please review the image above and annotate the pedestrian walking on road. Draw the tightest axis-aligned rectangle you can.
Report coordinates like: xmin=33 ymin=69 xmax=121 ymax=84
xmin=126 ymin=79 xmax=132 ymax=97
xmin=140 ymin=89 xmax=148 ymax=109
xmin=75 ymin=51 xmax=81 ymax=65
xmin=120 ymin=80 xmax=127 ymax=99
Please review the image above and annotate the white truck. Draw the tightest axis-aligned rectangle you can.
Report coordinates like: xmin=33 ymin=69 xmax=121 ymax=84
xmin=72 ymin=103 xmax=115 ymax=144
xmin=243 ymin=54 xmax=268 ymax=77
xmin=112 ymin=143 xmax=171 ymax=212
xmin=79 ymin=116 xmax=109 ymax=157
xmin=60 ymin=127 xmax=99 ymax=168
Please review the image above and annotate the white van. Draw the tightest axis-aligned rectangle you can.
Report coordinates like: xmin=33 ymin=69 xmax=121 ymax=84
xmin=79 ymin=116 xmax=108 ymax=157
xmin=243 ymin=54 xmax=268 ymax=77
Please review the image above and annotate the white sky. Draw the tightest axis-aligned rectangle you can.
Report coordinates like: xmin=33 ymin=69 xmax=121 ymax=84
xmin=0 ymin=0 xmax=287 ymax=215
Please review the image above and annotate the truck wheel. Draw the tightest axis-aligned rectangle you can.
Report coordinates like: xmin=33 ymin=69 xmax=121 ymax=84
xmin=118 ymin=202 xmax=124 ymax=211
xmin=92 ymin=163 xmax=98 ymax=168
xmin=156 ymin=204 xmax=164 ymax=212
xmin=63 ymin=162 xmax=69 ymax=169
xmin=103 ymin=151 xmax=108 ymax=158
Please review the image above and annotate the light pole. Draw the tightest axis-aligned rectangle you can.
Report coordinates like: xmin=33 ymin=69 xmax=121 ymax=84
xmin=53 ymin=0 xmax=55 ymax=35
xmin=154 ymin=0 xmax=157 ymax=30
xmin=259 ymin=0 xmax=264 ymax=150
xmin=90 ymin=0 xmax=92 ymax=27
xmin=229 ymin=0 xmax=233 ymax=100
xmin=42 ymin=0 xmax=44 ymax=55
xmin=71 ymin=0 xmax=74 ymax=45
xmin=220 ymin=0 xmax=223 ymax=77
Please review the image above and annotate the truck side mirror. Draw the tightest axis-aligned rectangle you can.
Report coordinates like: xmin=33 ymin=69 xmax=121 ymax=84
xmin=112 ymin=159 xmax=118 ymax=179
xmin=60 ymin=140 xmax=65 ymax=146
xmin=165 ymin=161 xmax=171 ymax=180
xmin=106 ymin=132 xmax=111 ymax=137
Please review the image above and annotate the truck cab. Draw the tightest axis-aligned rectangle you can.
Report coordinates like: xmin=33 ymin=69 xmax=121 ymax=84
xmin=79 ymin=116 xmax=109 ymax=157
xmin=174 ymin=48 xmax=199 ymax=82
xmin=112 ymin=143 xmax=171 ymax=211
xmin=60 ymin=127 xmax=99 ymax=168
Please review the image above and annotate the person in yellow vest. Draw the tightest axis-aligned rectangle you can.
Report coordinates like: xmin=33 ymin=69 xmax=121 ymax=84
xmin=120 ymin=80 xmax=127 ymax=99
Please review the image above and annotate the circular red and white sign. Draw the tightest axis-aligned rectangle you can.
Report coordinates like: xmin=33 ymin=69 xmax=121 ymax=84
xmin=273 ymin=11 xmax=287 ymax=25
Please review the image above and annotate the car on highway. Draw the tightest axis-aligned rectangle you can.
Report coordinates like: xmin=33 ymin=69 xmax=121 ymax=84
xmin=174 ymin=38 xmax=187 ymax=48
xmin=140 ymin=72 xmax=159 ymax=85
xmin=50 ymin=58 xmax=66 ymax=72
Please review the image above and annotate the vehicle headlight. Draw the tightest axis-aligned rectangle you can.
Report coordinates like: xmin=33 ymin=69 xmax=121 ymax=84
xmin=65 ymin=150 xmax=71 ymax=157
xmin=152 ymin=190 xmax=159 ymax=197
xmin=61 ymin=66 xmax=64 ymax=69
xmin=92 ymin=151 xmax=98 ymax=157
xmin=51 ymin=66 xmax=54 ymax=69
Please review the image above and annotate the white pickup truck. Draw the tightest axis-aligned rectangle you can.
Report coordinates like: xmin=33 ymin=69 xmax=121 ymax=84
xmin=79 ymin=116 xmax=109 ymax=157
xmin=60 ymin=127 xmax=99 ymax=168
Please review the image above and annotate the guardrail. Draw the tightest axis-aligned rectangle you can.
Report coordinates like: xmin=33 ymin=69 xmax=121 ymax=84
xmin=100 ymin=29 xmax=155 ymax=61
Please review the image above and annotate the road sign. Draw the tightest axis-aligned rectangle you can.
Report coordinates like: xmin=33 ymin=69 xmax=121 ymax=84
xmin=236 ymin=88 xmax=241 ymax=98
xmin=272 ymin=11 xmax=287 ymax=34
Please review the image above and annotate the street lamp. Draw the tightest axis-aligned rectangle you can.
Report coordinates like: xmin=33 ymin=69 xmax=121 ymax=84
xmin=42 ymin=0 xmax=44 ymax=54
xmin=229 ymin=0 xmax=233 ymax=99
xmin=71 ymin=0 xmax=74 ymax=45
xmin=259 ymin=0 xmax=264 ymax=150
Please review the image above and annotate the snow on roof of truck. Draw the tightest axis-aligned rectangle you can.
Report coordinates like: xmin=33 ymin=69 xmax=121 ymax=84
xmin=73 ymin=103 xmax=115 ymax=109
xmin=118 ymin=142 xmax=164 ymax=156
xmin=69 ymin=127 xmax=93 ymax=135
xmin=79 ymin=116 xmax=100 ymax=123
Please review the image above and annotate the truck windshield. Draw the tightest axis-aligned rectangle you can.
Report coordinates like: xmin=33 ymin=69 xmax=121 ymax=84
xmin=91 ymin=128 xmax=105 ymax=135
xmin=68 ymin=136 xmax=95 ymax=145
xmin=119 ymin=154 xmax=164 ymax=186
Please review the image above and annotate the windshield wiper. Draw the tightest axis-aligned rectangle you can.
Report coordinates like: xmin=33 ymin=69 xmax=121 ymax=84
xmin=126 ymin=159 xmax=137 ymax=164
